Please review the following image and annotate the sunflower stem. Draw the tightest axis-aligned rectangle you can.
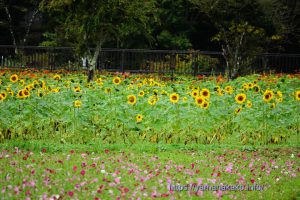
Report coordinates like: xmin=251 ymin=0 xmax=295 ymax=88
xmin=73 ymin=107 xmax=76 ymax=134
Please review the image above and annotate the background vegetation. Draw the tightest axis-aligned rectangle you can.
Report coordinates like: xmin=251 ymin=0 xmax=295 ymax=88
xmin=0 ymin=0 xmax=299 ymax=53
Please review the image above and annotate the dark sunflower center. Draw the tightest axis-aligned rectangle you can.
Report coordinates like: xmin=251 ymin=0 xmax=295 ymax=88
xmin=129 ymin=97 xmax=134 ymax=102
xmin=203 ymin=91 xmax=208 ymax=96
xmin=265 ymin=94 xmax=270 ymax=99
xmin=238 ymin=96 xmax=243 ymax=101
xmin=172 ymin=96 xmax=177 ymax=100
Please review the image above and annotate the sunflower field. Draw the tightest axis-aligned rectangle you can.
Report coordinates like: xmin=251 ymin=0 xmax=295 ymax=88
xmin=0 ymin=69 xmax=299 ymax=146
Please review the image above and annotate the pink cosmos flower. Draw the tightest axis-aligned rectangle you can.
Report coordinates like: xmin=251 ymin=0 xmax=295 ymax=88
xmin=191 ymin=163 xmax=195 ymax=169
xmin=68 ymin=191 xmax=74 ymax=197
xmin=114 ymin=177 xmax=121 ymax=184
xmin=73 ymin=166 xmax=77 ymax=171
xmin=226 ymin=163 xmax=233 ymax=173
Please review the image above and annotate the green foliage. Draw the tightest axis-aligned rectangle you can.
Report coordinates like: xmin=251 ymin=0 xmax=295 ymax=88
xmin=157 ymin=31 xmax=192 ymax=50
xmin=189 ymin=0 xmax=296 ymax=78
xmin=40 ymin=0 xmax=157 ymax=54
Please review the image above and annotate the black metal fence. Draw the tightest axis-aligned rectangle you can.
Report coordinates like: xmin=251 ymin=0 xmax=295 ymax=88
xmin=0 ymin=45 xmax=299 ymax=75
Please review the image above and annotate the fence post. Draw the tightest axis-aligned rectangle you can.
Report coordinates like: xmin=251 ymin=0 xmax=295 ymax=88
xmin=121 ymin=50 xmax=125 ymax=72
xmin=193 ymin=52 xmax=198 ymax=77
xmin=170 ymin=52 xmax=175 ymax=81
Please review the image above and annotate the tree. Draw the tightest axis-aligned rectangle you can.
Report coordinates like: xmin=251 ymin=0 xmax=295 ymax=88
xmin=0 ymin=0 xmax=42 ymax=53
xmin=189 ymin=0 xmax=292 ymax=78
xmin=41 ymin=0 xmax=157 ymax=81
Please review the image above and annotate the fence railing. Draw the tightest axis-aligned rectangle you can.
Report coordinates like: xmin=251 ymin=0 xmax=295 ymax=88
xmin=0 ymin=45 xmax=299 ymax=75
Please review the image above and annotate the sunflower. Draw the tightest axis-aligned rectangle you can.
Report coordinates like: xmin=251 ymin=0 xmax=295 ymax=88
xmin=276 ymin=91 xmax=282 ymax=98
xmin=195 ymin=96 xmax=204 ymax=106
xmin=148 ymin=96 xmax=157 ymax=105
xmin=235 ymin=93 xmax=246 ymax=104
xmin=10 ymin=74 xmax=18 ymax=83
xmin=136 ymin=114 xmax=143 ymax=122
xmin=74 ymin=100 xmax=82 ymax=108
xmin=96 ymin=78 xmax=103 ymax=85
xmin=242 ymin=83 xmax=249 ymax=90
xmin=25 ymin=86 xmax=31 ymax=91
xmin=138 ymin=90 xmax=145 ymax=97
xmin=263 ymin=90 xmax=274 ymax=103
xmin=170 ymin=93 xmax=179 ymax=104
xmin=225 ymin=86 xmax=233 ymax=94
xmin=270 ymin=103 xmax=276 ymax=109
xmin=161 ymin=90 xmax=167 ymax=95
xmin=73 ymin=86 xmax=81 ymax=92
xmin=217 ymin=89 xmax=224 ymax=96
xmin=182 ymin=97 xmax=188 ymax=102
xmin=22 ymin=89 xmax=30 ymax=98
xmin=214 ymin=86 xmax=220 ymax=92
xmin=41 ymin=81 xmax=47 ymax=90
xmin=253 ymin=85 xmax=260 ymax=93
xmin=53 ymin=74 xmax=61 ymax=81
xmin=113 ymin=77 xmax=121 ymax=85
xmin=105 ymin=88 xmax=112 ymax=93
xmin=19 ymin=79 xmax=25 ymax=86
xmin=37 ymin=90 xmax=43 ymax=98
xmin=246 ymin=100 xmax=252 ymax=108
xmin=0 ymin=94 xmax=3 ymax=101
xmin=200 ymin=88 xmax=210 ymax=99
xmin=0 ymin=92 xmax=7 ymax=100
xmin=51 ymin=88 xmax=60 ymax=93
xmin=276 ymin=97 xmax=283 ymax=103
xmin=16 ymin=90 xmax=24 ymax=99
xmin=191 ymin=90 xmax=199 ymax=98
xmin=248 ymin=83 xmax=254 ymax=89
xmin=127 ymin=95 xmax=137 ymax=105
xmin=8 ymin=90 xmax=13 ymax=97
xmin=235 ymin=107 xmax=242 ymax=114
xmin=33 ymin=80 xmax=39 ymax=86
xmin=295 ymin=90 xmax=300 ymax=101
xmin=202 ymin=101 xmax=209 ymax=109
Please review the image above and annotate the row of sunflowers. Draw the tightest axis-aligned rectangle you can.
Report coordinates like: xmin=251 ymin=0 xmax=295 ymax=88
xmin=0 ymin=69 xmax=299 ymax=145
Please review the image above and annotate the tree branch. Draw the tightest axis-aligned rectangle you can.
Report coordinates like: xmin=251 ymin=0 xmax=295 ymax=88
xmin=2 ymin=0 xmax=17 ymax=53
xmin=23 ymin=0 xmax=40 ymax=45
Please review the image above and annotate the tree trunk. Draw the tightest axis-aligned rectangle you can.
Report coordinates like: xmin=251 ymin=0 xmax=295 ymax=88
xmin=87 ymin=43 xmax=102 ymax=82
xmin=3 ymin=2 xmax=18 ymax=54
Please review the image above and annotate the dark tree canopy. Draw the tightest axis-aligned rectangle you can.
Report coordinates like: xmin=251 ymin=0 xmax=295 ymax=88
xmin=0 ymin=0 xmax=299 ymax=53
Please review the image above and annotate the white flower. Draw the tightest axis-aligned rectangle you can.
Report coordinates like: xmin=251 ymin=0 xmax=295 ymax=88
xmin=100 ymin=169 xmax=106 ymax=174
xmin=291 ymin=154 xmax=295 ymax=159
